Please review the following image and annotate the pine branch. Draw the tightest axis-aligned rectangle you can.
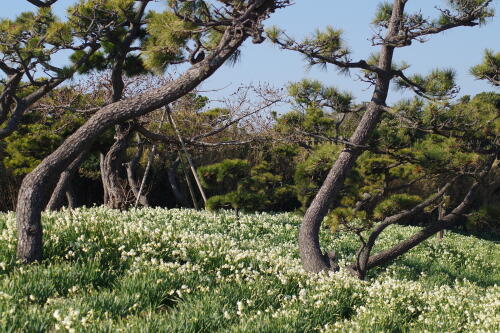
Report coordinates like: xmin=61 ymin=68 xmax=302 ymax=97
xmin=26 ymin=0 xmax=58 ymax=8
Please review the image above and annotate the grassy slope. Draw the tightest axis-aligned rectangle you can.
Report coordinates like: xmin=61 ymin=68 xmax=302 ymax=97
xmin=0 ymin=207 xmax=499 ymax=332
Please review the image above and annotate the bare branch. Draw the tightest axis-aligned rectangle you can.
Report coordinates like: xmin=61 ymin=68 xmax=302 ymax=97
xmin=136 ymin=123 xmax=256 ymax=148
xmin=192 ymin=92 xmax=282 ymax=140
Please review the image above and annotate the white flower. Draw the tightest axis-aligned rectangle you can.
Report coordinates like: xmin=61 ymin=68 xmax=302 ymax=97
xmin=53 ymin=309 xmax=62 ymax=321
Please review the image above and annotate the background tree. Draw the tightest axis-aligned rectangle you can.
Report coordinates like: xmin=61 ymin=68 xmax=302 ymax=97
xmin=198 ymin=158 xmax=298 ymax=213
xmin=0 ymin=75 xmax=282 ymax=212
xmin=0 ymin=76 xmax=111 ymax=211
xmin=0 ymin=0 xmax=112 ymax=139
xmin=13 ymin=0 xmax=289 ymax=263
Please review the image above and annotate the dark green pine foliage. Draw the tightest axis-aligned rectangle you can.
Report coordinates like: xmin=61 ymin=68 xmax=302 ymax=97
xmin=68 ymin=0 xmax=148 ymax=75
xmin=198 ymin=159 xmax=298 ymax=213
xmin=470 ymin=49 xmax=500 ymax=86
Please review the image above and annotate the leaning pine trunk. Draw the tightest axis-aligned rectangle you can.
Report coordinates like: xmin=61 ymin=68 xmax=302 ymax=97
xmin=15 ymin=27 xmax=247 ymax=263
xmin=298 ymin=0 xmax=406 ymax=273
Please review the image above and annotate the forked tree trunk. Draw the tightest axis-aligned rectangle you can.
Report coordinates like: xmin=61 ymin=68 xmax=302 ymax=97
xmin=299 ymin=0 xmax=406 ymax=273
xmin=16 ymin=27 xmax=247 ymax=263
xmin=352 ymin=181 xmax=456 ymax=279
xmin=125 ymin=138 xmax=149 ymax=207
xmin=46 ymin=150 xmax=87 ymax=211
xmin=102 ymin=125 xmax=133 ymax=209
xmin=350 ymin=158 xmax=494 ymax=279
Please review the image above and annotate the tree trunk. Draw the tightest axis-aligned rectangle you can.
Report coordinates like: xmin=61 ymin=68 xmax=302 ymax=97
xmin=134 ymin=109 xmax=167 ymax=207
xmin=134 ymin=144 xmax=155 ymax=207
xmin=125 ymin=138 xmax=149 ymax=207
xmin=65 ymin=185 xmax=76 ymax=209
xmin=16 ymin=26 xmax=247 ymax=263
xmin=298 ymin=0 xmax=406 ymax=273
xmin=179 ymin=153 xmax=199 ymax=210
xmin=99 ymin=152 xmax=109 ymax=205
xmin=46 ymin=150 xmax=87 ymax=211
xmin=437 ymin=205 xmax=445 ymax=240
xmin=46 ymin=182 xmax=68 ymax=211
xmin=102 ymin=125 xmax=133 ymax=209
xmin=167 ymin=158 xmax=189 ymax=207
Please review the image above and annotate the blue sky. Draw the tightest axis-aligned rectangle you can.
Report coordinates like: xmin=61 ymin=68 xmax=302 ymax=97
xmin=5 ymin=0 xmax=500 ymax=106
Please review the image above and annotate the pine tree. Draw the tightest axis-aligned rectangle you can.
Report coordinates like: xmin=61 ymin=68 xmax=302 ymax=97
xmin=268 ymin=0 xmax=496 ymax=275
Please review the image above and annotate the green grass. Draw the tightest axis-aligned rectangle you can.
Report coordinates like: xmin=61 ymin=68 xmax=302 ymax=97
xmin=0 ymin=207 xmax=499 ymax=332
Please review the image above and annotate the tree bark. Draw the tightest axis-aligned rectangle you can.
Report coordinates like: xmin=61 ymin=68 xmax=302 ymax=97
xmin=102 ymin=125 xmax=133 ymax=209
xmin=125 ymin=137 xmax=149 ymax=207
xmin=16 ymin=25 xmax=248 ymax=263
xmin=46 ymin=150 xmax=87 ymax=211
xmin=99 ymin=151 xmax=109 ymax=205
xmin=298 ymin=0 xmax=407 ymax=273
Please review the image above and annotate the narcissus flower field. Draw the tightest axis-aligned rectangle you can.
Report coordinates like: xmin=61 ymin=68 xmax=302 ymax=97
xmin=0 ymin=207 xmax=499 ymax=332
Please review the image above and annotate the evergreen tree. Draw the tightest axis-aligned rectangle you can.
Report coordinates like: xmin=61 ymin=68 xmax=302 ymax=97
xmin=268 ymin=0 xmax=496 ymax=276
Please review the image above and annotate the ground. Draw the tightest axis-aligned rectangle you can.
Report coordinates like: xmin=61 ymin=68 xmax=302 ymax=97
xmin=0 ymin=207 xmax=499 ymax=332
